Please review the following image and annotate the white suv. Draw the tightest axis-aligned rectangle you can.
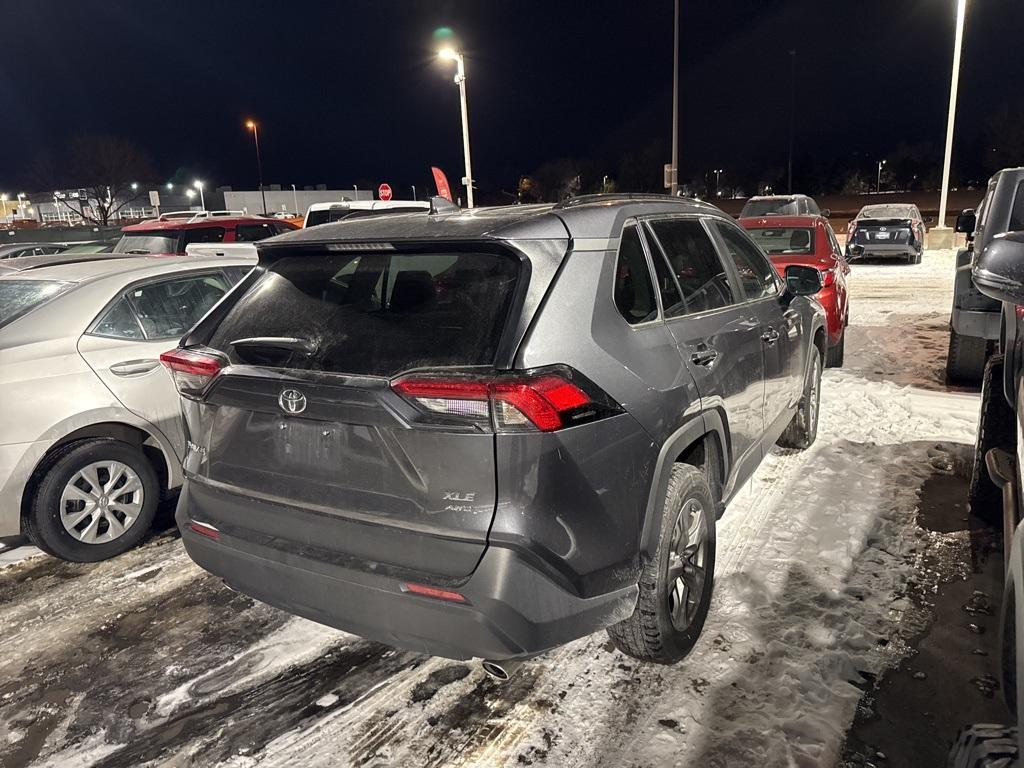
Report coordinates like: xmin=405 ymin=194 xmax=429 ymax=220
xmin=303 ymin=200 xmax=430 ymax=228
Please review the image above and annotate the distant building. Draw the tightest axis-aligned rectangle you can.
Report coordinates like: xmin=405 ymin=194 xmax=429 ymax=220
xmin=222 ymin=187 xmax=375 ymax=216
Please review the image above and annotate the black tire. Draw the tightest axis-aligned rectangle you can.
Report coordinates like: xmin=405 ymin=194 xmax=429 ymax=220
xmin=825 ymin=330 xmax=845 ymax=368
xmin=25 ymin=439 xmax=159 ymax=562
xmin=947 ymin=724 xmax=1018 ymax=768
xmin=777 ymin=349 xmax=823 ymax=449
xmin=969 ymin=355 xmax=1014 ymax=526
xmin=947 ymin=328 xmax=990 ymax=385
xmin=608 ymin=464 xmax=716 ymax=664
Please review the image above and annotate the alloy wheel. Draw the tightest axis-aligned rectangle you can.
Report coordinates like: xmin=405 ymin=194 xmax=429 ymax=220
xmin=59 ymin=461 xmax=145 ymax=544
xmin=666 ymin=498 xmax=708 ymax=632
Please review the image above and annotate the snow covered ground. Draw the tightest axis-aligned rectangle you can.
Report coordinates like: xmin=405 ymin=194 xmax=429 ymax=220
xmin=0 ymin=250 xmax=983 ymax=767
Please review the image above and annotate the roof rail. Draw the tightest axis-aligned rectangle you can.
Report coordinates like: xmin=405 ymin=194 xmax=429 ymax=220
xmin=553 ymin=193 xmax=688 ymax=210
xmin=157 ymin=211 xmax=198 ymax=220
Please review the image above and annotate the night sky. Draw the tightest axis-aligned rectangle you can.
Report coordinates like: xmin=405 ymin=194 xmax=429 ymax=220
xmin=3 ymin=0 xmax=1022 ymax=199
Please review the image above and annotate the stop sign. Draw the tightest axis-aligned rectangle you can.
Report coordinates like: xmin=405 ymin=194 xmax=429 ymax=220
xmin=378 ymin=183 xmax=393 ymax=201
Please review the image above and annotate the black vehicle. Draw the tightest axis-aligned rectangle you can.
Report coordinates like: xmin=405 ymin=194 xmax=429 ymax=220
xmin=163 ymin=195 xmax=827 ymax=670
xmin=739 ymin=194 xmax=824 ymax=218
xmin=845 ymin=204 xmax=927 ymax=264
xmin=953 ymin=230 xmax=1024 ymax=766
xmin=946 ymin=168 xmax=1024 ymax=384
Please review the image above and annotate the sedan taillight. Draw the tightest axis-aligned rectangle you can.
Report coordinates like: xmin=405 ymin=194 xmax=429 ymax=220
xmin=160 ymin=348 xmax=225 ymax=398
xmin=820 ymin=269 xmax=836 ymax=288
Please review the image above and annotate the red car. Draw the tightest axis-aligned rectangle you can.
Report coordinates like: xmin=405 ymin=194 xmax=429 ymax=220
xmin=739 ymin=214 xmax=851 ymax=367
xmin=113 ymin=211 xmax=298 ymax=256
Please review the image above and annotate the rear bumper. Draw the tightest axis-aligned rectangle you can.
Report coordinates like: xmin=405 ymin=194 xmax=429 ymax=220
xmin=176 ymin=486 xmax=638 ymax=660
xmin=847 ymin=242 xmax=918 ymax=259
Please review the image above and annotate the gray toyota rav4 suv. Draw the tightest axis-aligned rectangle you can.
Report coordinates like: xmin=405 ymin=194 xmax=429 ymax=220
xmin=164 ymin=195 xmax=826 ymax=667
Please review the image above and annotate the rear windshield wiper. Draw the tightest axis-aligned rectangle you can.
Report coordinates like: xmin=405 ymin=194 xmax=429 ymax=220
xmin=230 ymin=337 xmax=318 ymax=355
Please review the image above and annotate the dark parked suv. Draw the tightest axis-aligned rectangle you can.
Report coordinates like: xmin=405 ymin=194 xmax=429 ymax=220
xmin=162 ymin=195 xmax=827 ymax=668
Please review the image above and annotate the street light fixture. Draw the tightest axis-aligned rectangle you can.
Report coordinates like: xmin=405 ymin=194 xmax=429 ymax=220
xmin=938 ymin=0 xmax=968 ymax=230
xmin=186 ymin=189 xmax=197 ymax=208
xmin=246 ymin=120 xmax=268 ymax=215
xmin=877 ymin=160 xmax=887 ymax=194
xmin=670 ymin=0 xmax=680 ymax=197
xmin=193 ymin=180 xmax=205 ymax=211
xmin=438 ymin=47 xmax=475 ymax=208
xmin=713 ymin=169 xmax=724 ymax=198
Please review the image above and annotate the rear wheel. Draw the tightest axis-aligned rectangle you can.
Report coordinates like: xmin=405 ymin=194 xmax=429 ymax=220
xmin=777 ymin=350 xmax=822 ymax=449
xmin=825 ymin=330 xmax=845 ymax=368
xmin=969 ymin=355 xmax=1014 ymax=526
xmin=25 ymin=439 xmax=159 ymax=562
xmin=608 ymin=464 xmax=716 ymax=664
xmin=947 ymin=328 xmax=990 ymax=385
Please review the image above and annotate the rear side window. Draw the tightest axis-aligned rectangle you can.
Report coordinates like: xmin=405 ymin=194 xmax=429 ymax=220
xmin=235 ymin=223 xmax=279 ymax=242
xmin=128 ymin=273 xmax=231 ymax=339
xmin=614 ymin=225 xmax=658 ymax=325
xmin=714 ymin=222 xmax=779 ymax=300
xmin=180 ymin=227 xmax=226 ymax=247
xmin=208 ymin=250 xmax=520 ymax=376
xmin=92 ymin=296 xmax=145 ymax=339
xmin=647 ymin=218 xmax=734 ymax=316
xmin=1010 ymin=180 xmax=1024 ymax=231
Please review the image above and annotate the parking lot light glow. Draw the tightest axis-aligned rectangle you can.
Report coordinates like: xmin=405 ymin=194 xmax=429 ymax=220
xmin=192 ymin=180 xmax=206 ymax=211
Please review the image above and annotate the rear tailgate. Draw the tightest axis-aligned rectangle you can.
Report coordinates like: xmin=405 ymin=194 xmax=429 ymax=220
xmin=851 ymin=218 xmax=915 ymax=245
xmin=181 ymin=245 xmax=543 ymax=579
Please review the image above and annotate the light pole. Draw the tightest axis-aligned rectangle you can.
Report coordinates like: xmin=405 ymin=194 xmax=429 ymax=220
xmin=439 ymin=48 xmax=475 ymax=208
xmin=411 ymin=185 xmax=417 ymax=200
xmin=291 ymin=183 xmax=298 ymax=216
xmin=193 ymin=180 xmax=205 ymax=211
xmin=714 ymin=169 xmax=724 ymax=198
xmin=788 ymin=50 xmax=797 ymax=194
xmin=877 ymin=159 xmax=887 ymax=193
xmin=16 ymin=193 xmax=26 ymax=221
xmin=938 ymin=0 xmax=968 ymax=230
xmin=246 ymin=120 xmax=268 ymax=215
xmin=670 ymin=0 xmax=680 ymax=197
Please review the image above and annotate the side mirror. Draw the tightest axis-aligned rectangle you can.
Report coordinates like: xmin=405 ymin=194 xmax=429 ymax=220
xmin=847 ymin=243 xmax=865 ymax=261
xmin=820 ymin=208 xmax=831 ymax=218
xmin=785 ymin=264 xmax=823 ymax=296
xmin=955 ymin=209 xmax=976 ymax=234
xmin=973 ymin=232 xmax=1024 ymax=305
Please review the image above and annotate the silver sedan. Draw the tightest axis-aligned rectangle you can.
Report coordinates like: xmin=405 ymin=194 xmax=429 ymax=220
xmin=0 ymin=254 xmax=253 ymax=561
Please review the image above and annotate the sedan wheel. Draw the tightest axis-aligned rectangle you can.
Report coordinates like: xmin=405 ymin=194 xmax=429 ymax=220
xmin=59 ymin=461 xmax=145 ymax=544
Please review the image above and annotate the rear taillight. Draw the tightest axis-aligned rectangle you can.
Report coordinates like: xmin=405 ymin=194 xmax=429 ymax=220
xmin=160 ymin=348 xmax=225 ymax=399
xmin=392 ymin=369 xmax=618 ymax=433
xmin=188 ymin=521 xmax=220 ymax=540
xmin=820 ymin=269 xmax=836 ymax=288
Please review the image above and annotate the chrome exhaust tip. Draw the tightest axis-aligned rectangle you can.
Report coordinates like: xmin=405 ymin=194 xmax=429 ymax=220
xmin=481 ymin=659 xmax=522 ymax=681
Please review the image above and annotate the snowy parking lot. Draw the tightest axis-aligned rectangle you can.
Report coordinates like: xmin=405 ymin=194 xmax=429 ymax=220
xmin=0 ymin=250 xmax=1005 ymax=767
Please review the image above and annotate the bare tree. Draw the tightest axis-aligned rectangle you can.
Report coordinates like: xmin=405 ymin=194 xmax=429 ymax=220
xmin=42 ymin=135 xmax=157 ymax=226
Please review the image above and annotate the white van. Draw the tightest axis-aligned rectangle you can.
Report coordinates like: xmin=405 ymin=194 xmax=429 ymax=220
xmin=303 ymin=200 xmax=431 ymax=228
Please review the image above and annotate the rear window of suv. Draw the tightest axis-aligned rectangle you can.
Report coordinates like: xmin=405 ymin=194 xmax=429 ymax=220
xmin=208 ymin=250 xmax=520 ymax=376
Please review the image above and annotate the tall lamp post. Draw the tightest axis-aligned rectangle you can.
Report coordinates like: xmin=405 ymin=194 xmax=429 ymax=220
xmin=670 ymin=0 xmax=680 ymax=197
xmin=438 ymin=48 xmax=475 ymax=209
xmin=193 ymin=180 xmax=206 ymax=212
xmin=877 ymin=159 xmax=887 ymax=193
xmin=787 ymin=50 xmax=797 ymax=194
xmin=714 ymin=169 xmax=724 ymax=198
xmin=246 ymin=120 xmax=268 ymax=215
xmin=938 ymin=0 xmax=968 ymax=230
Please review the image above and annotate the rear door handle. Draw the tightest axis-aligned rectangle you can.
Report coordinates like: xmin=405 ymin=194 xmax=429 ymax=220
xmin=109 ymin=359 xmax=160 ymax=376
xmin=690 ymin=346 xmax=719 ymax=367
xmin=761 ymin=327 xmax=780 ymax=345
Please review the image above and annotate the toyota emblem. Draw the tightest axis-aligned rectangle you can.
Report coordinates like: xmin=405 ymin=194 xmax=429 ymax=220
xmin=278 ymin=388 xmax=307 ymax=414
